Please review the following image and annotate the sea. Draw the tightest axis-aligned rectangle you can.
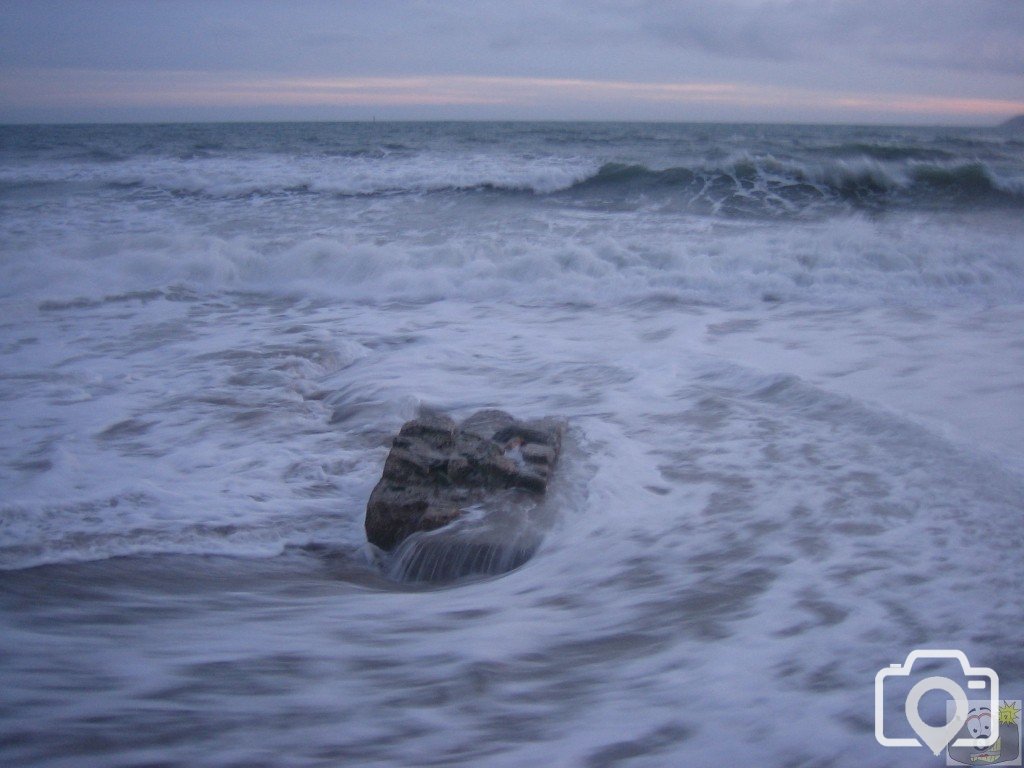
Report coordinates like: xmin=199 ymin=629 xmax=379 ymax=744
xmin=2 ymin=121 xmax=1023 ymax=767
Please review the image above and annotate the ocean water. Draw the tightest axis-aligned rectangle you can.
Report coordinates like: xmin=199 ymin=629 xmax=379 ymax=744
xmin=1 ymin=121 xmax=1023 ymax=767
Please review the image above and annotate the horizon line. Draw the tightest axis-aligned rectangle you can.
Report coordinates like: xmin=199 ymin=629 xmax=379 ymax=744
xmin=0 ymin=116 xmax=1015 ymax=129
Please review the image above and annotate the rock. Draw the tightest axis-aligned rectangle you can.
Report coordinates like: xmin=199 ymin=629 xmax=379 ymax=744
xmin=365 ymin=409 xmax=565 ymax=578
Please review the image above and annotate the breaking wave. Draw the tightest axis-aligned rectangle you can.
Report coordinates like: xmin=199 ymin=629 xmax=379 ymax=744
xmin=3 ymin=123 xmax=1022 ymax=307
xmin=93 ymin=157 xmax=1024 ymax=212
xmin=6 ymin=213 xmax=1024 ymax=308
xmin=561 ymin=158 xmax=1024 ymax=213
xmin=4 ymin=150 xmax=1021 ymax=216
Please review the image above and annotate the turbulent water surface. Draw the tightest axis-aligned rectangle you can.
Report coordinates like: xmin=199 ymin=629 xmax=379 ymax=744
xmin=2 ymin=122 xmax=1024 ymax=767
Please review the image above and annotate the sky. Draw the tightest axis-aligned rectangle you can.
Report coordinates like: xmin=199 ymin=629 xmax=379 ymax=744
xmin=1 ymin=0 xmax=1023 ymax=125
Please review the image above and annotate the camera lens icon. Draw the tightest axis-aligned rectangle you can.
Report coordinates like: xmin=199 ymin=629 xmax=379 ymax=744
xmin=875 ymin=650 xmax=1000 ymax=756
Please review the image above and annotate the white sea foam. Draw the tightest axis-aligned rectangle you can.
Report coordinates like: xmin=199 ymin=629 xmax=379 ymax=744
xmin=2 ymin=122 xmax=1023 ymax=768
xmin=3 ymin=296 xmax=1023 ymax=768
xmin=3 ymin=210 xmax=1022 ymax=308
xmin=0 ymin=150 xmax=596 ymax=196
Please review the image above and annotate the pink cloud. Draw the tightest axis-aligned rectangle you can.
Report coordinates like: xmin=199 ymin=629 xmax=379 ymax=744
xmin=4 ymin=69 xmax=1023 ymax=120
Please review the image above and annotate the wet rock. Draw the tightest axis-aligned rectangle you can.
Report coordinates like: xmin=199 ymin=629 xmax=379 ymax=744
xmin=365 ymin=409 xmax=564 ymax=577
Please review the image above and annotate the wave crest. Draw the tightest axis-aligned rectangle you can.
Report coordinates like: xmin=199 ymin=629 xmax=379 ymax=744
xmin=4 ymin=147 xmax=1020 ymax=215
xmin=560 ymin=157 xmax=1023 ymax=213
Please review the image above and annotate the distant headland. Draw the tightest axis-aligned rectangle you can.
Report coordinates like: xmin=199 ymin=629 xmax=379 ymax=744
xmin=1001 ymin=114 xmax=1024 ymax=130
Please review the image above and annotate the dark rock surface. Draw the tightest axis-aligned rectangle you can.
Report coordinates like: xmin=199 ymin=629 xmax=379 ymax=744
xmin=365 ymin=409 xmax=564 ymax=578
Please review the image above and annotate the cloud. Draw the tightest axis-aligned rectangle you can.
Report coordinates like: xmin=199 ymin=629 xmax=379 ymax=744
xmin=5 ymin=69 xmax=1022 ymax=122
xmin=638 ymin=0 xmax=1024 ymax=76
xmin=7 ymin=0 xmax=1019 ymax=78
xmin=0 ymin=0 xmax=1020 ymax=123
